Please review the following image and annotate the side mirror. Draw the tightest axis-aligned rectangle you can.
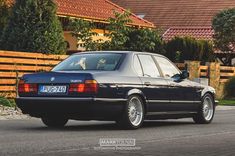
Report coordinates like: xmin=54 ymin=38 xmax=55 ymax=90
xmin=181 ymin=70 xmax=189 ymax=79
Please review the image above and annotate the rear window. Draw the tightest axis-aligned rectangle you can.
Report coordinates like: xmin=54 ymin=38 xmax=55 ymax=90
xmin=52 ymin=53 xmax=123 ymax=71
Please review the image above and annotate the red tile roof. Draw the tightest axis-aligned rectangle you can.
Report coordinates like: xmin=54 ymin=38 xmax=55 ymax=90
xmin=162 ymin=27 xmax=214 ymax=41
xmin=111 ymin=0 xmax=235 ymax=29
xmin=57 ymin=0 xmax=154 ymax=27
xmin=7 ymin=0 xmax=154 ymax=28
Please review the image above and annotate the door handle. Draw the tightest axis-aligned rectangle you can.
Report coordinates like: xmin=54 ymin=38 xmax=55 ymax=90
xmin=144 ymin=82 xmax=151 ymax=86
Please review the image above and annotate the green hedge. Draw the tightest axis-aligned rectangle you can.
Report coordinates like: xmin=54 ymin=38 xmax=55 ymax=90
xmin=164 ymin=37 xmax=215 ymax=63
xmin=224 ymin=76 xmax=235 ymax=98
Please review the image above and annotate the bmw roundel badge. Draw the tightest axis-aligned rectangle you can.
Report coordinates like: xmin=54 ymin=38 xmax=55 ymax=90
xmin=51 ymin=77 xmax=55 ymax=82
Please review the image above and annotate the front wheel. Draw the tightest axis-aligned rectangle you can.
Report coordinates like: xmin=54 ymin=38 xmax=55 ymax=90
xmin=117 ymin=95 xmax=145 ymax=129
xmin=41 ymin=116 xmax=68 ymax=128
xmin=193 ymin=94 xmax=215 ymax=124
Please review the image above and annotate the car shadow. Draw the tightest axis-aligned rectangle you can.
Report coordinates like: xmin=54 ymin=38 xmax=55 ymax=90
xmin=16 ymin=120 xmax=194 ymax=132
xmin=143 ymin=120 xmax=194 ymax=128
xmin=32 ymin=122 xmax=119 ymax=131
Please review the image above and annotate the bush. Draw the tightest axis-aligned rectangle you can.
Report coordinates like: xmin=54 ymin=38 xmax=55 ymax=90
xmin=0 ymin=96 xmax=14 ymax=107
xmin=164 ymin=37 xmax=215 ymax=63
xmin=224 ymin=76 xmax=235 ymax=98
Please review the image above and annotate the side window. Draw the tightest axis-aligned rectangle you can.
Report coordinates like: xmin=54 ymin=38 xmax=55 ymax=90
xmin=138 ymin=55 xmax=160 ymax=77
xmin=154 ymin=56 xmax=180 ymax=78
xmin=133 ymin=55 xmax=143 ymax=76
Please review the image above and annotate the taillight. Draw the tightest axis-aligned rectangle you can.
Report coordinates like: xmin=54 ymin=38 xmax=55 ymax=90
xmin=84 ymin=80 xmax=98 ymax=93
xmin=69 ymin=80 xmax=98 ymax=93
xmin=69 ymin=84 xmax=85 ymax=93
xmin=18 ymin=80 xmax=37 ymax=93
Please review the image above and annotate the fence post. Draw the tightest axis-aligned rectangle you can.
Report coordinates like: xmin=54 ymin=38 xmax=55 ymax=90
xmin=184 ymin=61 xmax=200 ymax=80
xmin=208 ymin=62 xmax=221 ymax=98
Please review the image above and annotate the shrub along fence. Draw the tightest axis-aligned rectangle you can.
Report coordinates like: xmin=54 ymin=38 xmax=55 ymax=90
xmin=0 ymin=50 xmax=234 ymax=98
xmin=0 ymin=50 xmax=67 ymax=98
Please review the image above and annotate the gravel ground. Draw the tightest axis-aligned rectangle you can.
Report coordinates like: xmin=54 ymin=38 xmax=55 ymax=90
xmin=0 ymin=105 xmax=29 ymax=120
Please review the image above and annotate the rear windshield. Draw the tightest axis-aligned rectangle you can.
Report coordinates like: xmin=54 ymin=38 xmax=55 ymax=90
xmin=52 ymin=53 xmax=123 ymax=71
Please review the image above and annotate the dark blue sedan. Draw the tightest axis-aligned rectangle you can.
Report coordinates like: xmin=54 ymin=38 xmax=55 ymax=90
xmin=16 ymin=51 xmax=216 ymax=129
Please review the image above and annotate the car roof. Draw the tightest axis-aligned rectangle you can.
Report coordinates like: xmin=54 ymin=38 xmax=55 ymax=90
xmin=73 ymin=51 xmax=164 ymax=57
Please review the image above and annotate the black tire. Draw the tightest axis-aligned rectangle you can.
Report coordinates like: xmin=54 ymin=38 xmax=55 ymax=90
xmin=193 ymin=93 xmax=215 ymax=124
xmin=116 ymin=95 xmax=145 ymax=129
xmin=41 ymin=116 xmax=68 ymax=128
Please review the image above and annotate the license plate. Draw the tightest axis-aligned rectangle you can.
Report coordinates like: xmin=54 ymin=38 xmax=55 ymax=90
xmin=39 ymin=85 xmax=67 ymax=94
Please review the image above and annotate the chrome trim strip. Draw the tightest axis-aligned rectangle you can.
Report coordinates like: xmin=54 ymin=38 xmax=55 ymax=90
xmin=16 ymin=97 xmax=127 ymax=102
xmin=148 ymin=100 xmax=170 ymax=103
xmin=172 ymin=100 xmax=201 ymax=103
xmin=147 ymin=111 xmax=197 ymax=115
xmin=94 ymin=98 xmax=127 ymax=102
xmin=148 ymin=100 xmax=201 ymax=103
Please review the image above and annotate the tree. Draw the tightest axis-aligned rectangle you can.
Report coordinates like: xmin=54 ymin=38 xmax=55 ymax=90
xmin=212 ymin=8 xmax=235 ymax=65
xmin=1 ymin=0 xmax=66 ymax=54
xmin=68 ymin=18 xmax=102 ymax=51
xmin=103 ymin=10 xmax=132 ymax=50
xmin=104 ymin=10 xmax=164 ymax=53
xmin=165 ymin=37 xmax=215 ymax=63
xmin=68 ymin=10 xmax=164 ymax=53
xmin=125 ymin=28 xmax=164 ymax=54
xmin=212 ymin=8 xmax=235 ymax=52
xmin=0 ymin=0 xmax=11 ymax=46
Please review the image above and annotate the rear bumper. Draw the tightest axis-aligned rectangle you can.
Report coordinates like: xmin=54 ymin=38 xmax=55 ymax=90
xmin=16 ymin=97 xmax=126 ymax=120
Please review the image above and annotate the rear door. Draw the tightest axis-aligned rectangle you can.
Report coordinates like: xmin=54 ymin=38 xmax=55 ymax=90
xmin=153 ymin=56 xmax=198 ymax=112
xmin=135 ymin=54 xmax=169 ymax=112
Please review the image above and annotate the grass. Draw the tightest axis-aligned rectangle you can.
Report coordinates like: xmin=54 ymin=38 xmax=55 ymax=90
xmin=219 ymin=99 xmax=235 ymax=106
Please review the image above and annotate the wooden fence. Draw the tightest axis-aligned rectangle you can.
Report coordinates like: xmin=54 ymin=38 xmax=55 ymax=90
xmin=220 ymin=66 xmax=235 ymax=83
xmin=175 ymin=63 xmax=209 ymax=78
xmin=0 ymin=50 xmax=234 ymax=98
xmin=0 ymin=50 xmax=67 ymax=98
xmin=176 ymin=61 xmax=235 ymax=98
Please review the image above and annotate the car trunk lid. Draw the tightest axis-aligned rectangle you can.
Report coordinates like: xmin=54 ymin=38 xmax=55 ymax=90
xmin=19 ymin=72 xmax=97 ymax=97
xmin=22 ymin=71 xmax=93 ymax=84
